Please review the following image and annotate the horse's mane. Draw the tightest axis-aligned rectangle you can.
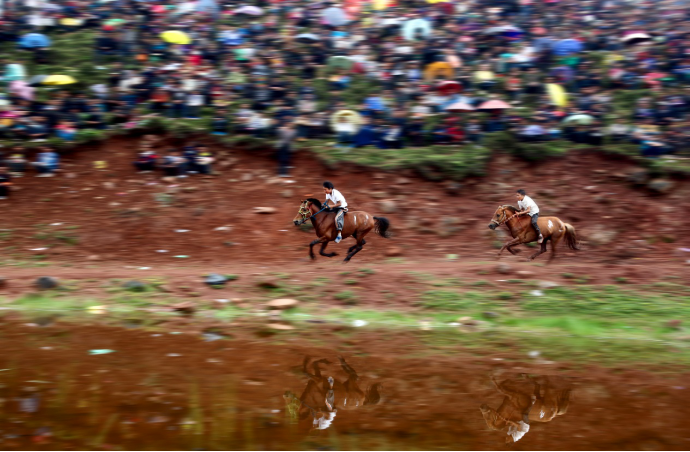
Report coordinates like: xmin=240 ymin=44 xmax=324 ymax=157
xmin=306 ymin=198 xmax=323 ymax=209
xmin=502 ymin=205 xmax=518 ymax=213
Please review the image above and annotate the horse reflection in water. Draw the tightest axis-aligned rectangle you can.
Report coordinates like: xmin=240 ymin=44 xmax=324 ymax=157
xmin=290 ymin=356 xmax=382 ymax=431
xmin=480 ymin=374 xmax=572 ymax=444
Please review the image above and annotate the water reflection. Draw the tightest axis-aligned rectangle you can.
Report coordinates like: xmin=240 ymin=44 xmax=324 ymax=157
xmin=287 ymin=356 xmax=382 ymax=432
xmin=480 ymin=374 xmax=572 ymax=444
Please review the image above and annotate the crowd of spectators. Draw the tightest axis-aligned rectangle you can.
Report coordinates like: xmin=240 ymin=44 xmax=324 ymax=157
xmin=1 ymin=0 xmax=690 ymax=186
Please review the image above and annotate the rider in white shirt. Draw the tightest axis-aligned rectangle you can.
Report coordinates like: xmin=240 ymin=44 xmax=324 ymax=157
xmin=515 ymin=189 xmax=543 ymax=243
xmin=323 ymin=181 xmax=348 ymax=243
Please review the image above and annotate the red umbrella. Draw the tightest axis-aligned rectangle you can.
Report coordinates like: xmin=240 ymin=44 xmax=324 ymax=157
xmin=478 ymin=99 xmax=512 ymax=109
xmin=436 ymin=80 xmax=463 ymax=94
xmin=445 ymin=102 xmax=475 ymax=112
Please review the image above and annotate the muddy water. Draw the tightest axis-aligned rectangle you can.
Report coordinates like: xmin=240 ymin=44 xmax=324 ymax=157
xmin=0 ymin=321 xmax=689 ymax=451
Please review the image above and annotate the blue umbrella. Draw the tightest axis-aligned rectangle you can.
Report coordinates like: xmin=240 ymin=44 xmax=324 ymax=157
xmin=197 ymin=0 xmax=219 ymax=17
xmin=552 ymin=39 xmax=583 ymax=56
xmin=322 ymin=7 xmax=348 ymax=26
xmin=402 ymin=18 xmax=432 ymax=41
xmin=19 ymin=33 xmax=51 ymax=49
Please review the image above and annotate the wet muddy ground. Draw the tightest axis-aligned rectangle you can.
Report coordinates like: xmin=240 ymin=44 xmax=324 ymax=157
xmin=1 ymin=320 xmax=689 ymax=451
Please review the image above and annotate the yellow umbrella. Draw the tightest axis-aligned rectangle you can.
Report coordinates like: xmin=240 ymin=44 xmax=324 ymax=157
xmin=373 ymin=0 xmax=389 ymax=10
xmin=424 ymin=62 xmax=454 ymax=81
xmin=160 ymin=30 xmax=191 ymax=45
xmin=42 ymin=75 xmax=77 ymax=85
xmin=60 ymin=18 xmax=82 ymax=26
xmin=330 ymin=110 xmax=363 ymax=131
xmin=546 ymin=83 xmax=568 ymax=107
xmin=426 ymin=0 xmax=447 ymax=3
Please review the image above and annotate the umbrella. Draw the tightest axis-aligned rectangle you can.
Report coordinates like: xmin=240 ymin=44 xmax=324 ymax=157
xmin=483 ymin=25 xmax=523 ymax=37
xmin=436 ymin=80 xmax=463 ymax=95
xmin=197 ymin=0 xmax=219 ymax=15
xmin=621 ymin=33 xmax=651 ymax=45
xmin=546 ymin=83 xmax=568 ymax=107
xmin=549 ymin=66 xmax=574 ymax=82
xmin=331 ymin=110 xmax=363 ymax=130
xmin=322 ymin=7 xmax=348 ymax=26
xmin=402 ymin=18 xmax=432 ymax=41
xmin=161 ymin=30 xmax=191 ymax=45
xmin=373 ymin=0 xmax=389 ymax=10
xmin=10 ymin=81 xmax=34 ymax=101
xmin=59 ymin=18 xmax=82 ymax=26
xmin=424 ymin=62 xmax=453 ymax=81
xmin=19 ymin=33 xmax=51 ymax=49
xmin=478 ymin=100 xmax=512 ymax=109
xmin=42 ymin=75 xmax=77 ymax=85
xmin=327 ymin=56 xmax=353 ymax=70
xmin=296 ymin=33 xmax=320 ymax=43
xmin=234 ymin=5 xmax=263 ymax=15
xmin=563 ymin=114 xmax=594 ymax=125
xmin=28 ymin=75 xmax=48 ymax=86
xmin=552 ymin=39 xmax=583 ymax=56
xmin=445 ymin=102 xmax=475 ymax=112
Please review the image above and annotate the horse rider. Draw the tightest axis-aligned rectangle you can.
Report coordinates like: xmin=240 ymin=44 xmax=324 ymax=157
xmin=515 ymin=189 xmax=543 ymax=243
xmin=323 ymin=181 xmax=348 ymax=243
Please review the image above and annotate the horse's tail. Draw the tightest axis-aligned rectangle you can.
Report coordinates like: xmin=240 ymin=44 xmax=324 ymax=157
xmin=373 ymin=216 xmax=391 ymax=238
xmin=563 ymin=223 xmax=580 ymax=250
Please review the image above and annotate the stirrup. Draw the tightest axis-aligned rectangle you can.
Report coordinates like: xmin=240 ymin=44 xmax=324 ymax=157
xmin=335 ymin=233 xmax=342 ymax=244
xmin=537 ymin=234 xmax=544 ymax=244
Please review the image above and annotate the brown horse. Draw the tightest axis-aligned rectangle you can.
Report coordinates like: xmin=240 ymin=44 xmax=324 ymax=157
xmin=293 ymin=198 xmax=391 ymax=262
xmin=488 ymin=205 xmax=580 ymax=262
xmin=480 ymin=374 xmax=572 ymax=444
xmin=290 ymin=356 xmax=382 ymax=431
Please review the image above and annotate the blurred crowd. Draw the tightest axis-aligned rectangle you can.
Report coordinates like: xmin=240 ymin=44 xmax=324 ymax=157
xmin=1 ymin=0 xmax=690 ymax=186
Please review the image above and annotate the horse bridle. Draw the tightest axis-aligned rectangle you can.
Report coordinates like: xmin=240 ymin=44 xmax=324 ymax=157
xmin=296 ymin=201 xmax=328 ymax=225
xmin=490 ymin=208 xmax=519 ymax=227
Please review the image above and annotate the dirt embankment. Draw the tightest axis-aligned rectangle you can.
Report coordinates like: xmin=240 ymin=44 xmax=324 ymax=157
xmin=3 ymin=136 xmax=689 ymax=268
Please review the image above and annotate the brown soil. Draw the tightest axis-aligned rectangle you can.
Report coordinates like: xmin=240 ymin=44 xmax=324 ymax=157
xmin=1 ymin=136 xmax=689 ymax=306
xmin=0 ymin=318 xmax=689 ymax=451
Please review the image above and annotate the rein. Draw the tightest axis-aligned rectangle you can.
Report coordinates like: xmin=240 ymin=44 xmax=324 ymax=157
xmin=491 ymin=210 xmax=520 ymax=227
xmin=296 ymin=203 xmax=328 ymax=225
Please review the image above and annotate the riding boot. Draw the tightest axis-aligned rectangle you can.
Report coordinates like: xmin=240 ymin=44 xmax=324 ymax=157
xmin=535 ymin=227 xmax=543 ymax=243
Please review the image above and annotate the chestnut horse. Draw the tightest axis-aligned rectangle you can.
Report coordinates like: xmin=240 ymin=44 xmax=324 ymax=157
xmin=480 ymin=374 xmax=572 ymax=444
xmin=293 ymin=198 xmax=391 ymax=262
xmin=488 ymin=205 xmax=579 ymax=262
xmin=288 ymin=356 xmax=382 ymax=431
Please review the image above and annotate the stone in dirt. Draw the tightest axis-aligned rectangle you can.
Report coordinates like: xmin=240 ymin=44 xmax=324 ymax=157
xmin=495 ymin=263 xmax=512 ymax=274
xmin=267 ymin=323 xmax=295 ymax=330
xmin=379 ymin=199 xmax=397 ymax=214
xmin=254 ymin=207 xmax=277 ymax=214
xmin=385 ymin=246 xmax=403 ymax=257
xmin=171 ymin=301 xmax=196 ymax=314
xmin=256 ymin=277 xmax=280 ymax=289
xmin=122 ymin=280 xmax=147 ymax=292
xmin=205 ymin=273 xmax=228 ymax=286
xmin=482 ymin=311 xmax=500 ymax=319
xmin=0 ymin=276 xmax=7 ymax=288
xmin=648 ymin=179 xmax=674 ymax=195
xmin=516 ymin=270 xmax=535 ymax=278
xmin=35 ymin=277 xmax=59 ymax=290
xmin=537 ymin=280 xmax=559 ymax=289
xmin=267 ymin=298 xmax=299 ymax=310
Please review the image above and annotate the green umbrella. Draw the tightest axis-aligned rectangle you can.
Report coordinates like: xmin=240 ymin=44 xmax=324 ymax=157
xmin=563 ymin=114 xmax=595 ymax=125
xmin=327 ymin=56 xmax=353 ymax=70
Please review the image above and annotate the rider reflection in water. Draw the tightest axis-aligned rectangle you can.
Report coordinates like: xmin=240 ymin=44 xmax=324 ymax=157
xmin=480 ymin=374 xmax=572 ymax=444
xmin=292 ymin=356 xmax=382 ymax=432
xmin=323 ymin=181 xmax=348 ymax=243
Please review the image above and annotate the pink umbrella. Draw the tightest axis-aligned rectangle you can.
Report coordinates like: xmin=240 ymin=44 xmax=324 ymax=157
xmin=445 ymin=102 xmax=475 ymax=112
xmin=10 ymin=80 xmax=34 ymax=101
xmin=234 ymin=6 xmax=264 ymax=15
xmin=478 ymin=99 xmax=512 ymax=109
